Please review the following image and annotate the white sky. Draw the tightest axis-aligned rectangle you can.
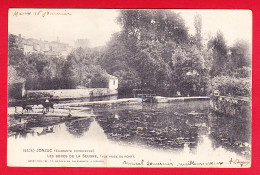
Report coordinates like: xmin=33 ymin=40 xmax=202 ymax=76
xmin=173 ymin=9 xmax=252 ymax=46
xmin=8 ymin=9 xmax=252 ymax=47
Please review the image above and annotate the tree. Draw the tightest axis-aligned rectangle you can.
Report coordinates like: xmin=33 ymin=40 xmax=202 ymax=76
xmin=208 ymin=31 xmax=228 ymax=77
xmin=113 ymin=9 xmax=191 ymax=95
xmin=90 ymin=73 xmax=108 ymax=88
xmin=113 ymin=68 xmax=142 ymax=96
xmin=8 ymin=34 xmax=18 ymax=49
xmin=96 ymin=9 xmax=212 ymax=96
xmin=194 ymin=14 xmax=202 ymax=48
xmin=8 ymin=34 xmax=25 ymax=66
xmin=61 ymin=59 xmax=76 ymax=89
xmin=66 ymin=47 xmax=110 ymax=88
xmin=171 ymin=44 xmax=209 ymax=96
xmin=230 ymin=40 xmax=251 ymax=68
xmin=118 ymin=9 xmax=189 ymax=44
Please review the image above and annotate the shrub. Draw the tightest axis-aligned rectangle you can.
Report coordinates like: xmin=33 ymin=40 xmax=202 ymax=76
xmin=210 ymin=75 xmax=251 ymax=97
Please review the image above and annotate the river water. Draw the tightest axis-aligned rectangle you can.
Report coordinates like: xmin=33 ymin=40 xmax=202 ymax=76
xmin=7 ymin=100 xmax=251 ymax=167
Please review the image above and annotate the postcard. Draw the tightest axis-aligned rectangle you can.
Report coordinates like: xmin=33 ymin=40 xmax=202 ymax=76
xmin=7 ymin=8 xmax=252 ymax=167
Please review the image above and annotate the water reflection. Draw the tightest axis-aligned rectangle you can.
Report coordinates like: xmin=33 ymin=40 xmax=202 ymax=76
xmin=36 ymin=126 xmax=54 ymax=136
xmin=8 ymin=115 xmax=76 ymax=138
xmin=8 ymin=100 xmax=251 ymax=159
xmin=95 ymin=102 xmax=210 ymax=151
xmin=94 ymin=101 xmax=250 ymax=157
xmin=65 ymin=118 xmax=93 ymax=137
xmin=209 ymin=112 xmax=251 ymax=157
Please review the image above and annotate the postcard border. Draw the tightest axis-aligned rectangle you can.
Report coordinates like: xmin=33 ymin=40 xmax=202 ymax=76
xmin=1 ymin=0 xmax=260 ymax=174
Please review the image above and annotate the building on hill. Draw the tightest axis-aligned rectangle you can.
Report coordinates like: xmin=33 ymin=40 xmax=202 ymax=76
xmin=23 ymin=44 xmax=34 ymax=56
xmin=13 ymin=33 xmax=73 ymax=57
xmin=74 ymin=39 xmax=90 ymax=48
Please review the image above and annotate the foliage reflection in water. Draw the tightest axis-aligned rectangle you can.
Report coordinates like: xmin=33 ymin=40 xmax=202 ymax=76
xmin=8 ymin=100 xmax=251 ymax=159
xmin=94 ymin=101 xmax=251 ymax=158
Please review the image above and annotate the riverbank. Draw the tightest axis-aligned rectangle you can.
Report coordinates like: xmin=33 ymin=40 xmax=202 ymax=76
xmin=8 ymin=98 xmax=143 ymax=117
xmin=210 ymin=95 xmax=251 ymax=117
xmin=54 ymin=96 xmax=210 ymax=108
xmin=156 ymin=96 xmax=209 ymax=103
xmin=8 ymin=96 xmax=211 ymax=116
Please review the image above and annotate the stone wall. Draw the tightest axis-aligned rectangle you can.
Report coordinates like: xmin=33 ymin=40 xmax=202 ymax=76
xmin=210 ymin=96 xmax=251 ymax=117
xmin=27 ymin=88 xmax=118 ymax=99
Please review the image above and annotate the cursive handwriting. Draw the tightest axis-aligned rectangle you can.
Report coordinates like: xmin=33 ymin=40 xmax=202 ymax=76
xmin=122 ymin=158 xmax=250 ymax=167
xmin=177 ymin=160 xmax=224 ymax=167
xmin=146 ymin=160 xmax=174 ymax=166
xmin=13 ymin=10 xmax=72 ymax=18
xmin=229 ymin=158 xmax=250 ymax=167
xmin=123 ymin=160 xmax=174 ymax=166
xmin=123 ymin=160 xmax=144 ymax=166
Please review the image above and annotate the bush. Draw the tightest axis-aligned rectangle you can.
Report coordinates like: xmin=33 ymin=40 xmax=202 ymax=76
xmin=90 ymin=73 xmax=108 ymax=88
xmin=223 ymin=67 xmax=252 ymax=78
xmin=210 ymin=75 xmax=251 ymax=97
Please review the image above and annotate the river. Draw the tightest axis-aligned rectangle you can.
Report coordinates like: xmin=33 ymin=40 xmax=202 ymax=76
xmin=7 ymin=100 xmax=251 ymax=167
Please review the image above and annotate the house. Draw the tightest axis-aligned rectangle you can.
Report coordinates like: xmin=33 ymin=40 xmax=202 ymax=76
xmin=8 ymin=66 xmax=26 ymax=99
xmin=23 ymin=44 xmax=34 ymax=56
xmin=106 ymin=74 xmax=118 ymax=90
xmin=14 ymin=33 xmax=73 ymax=57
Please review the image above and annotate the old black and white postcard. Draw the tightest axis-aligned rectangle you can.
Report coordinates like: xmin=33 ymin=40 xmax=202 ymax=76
xmin=7 ymin=9 xmax=252 ymax=167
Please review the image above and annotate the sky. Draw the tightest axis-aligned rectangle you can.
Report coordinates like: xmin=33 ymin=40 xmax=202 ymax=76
xmin=173 ymin=9 xmax=252 ymax=46
xmin=8 ymin=9 xmax=252 ymax=48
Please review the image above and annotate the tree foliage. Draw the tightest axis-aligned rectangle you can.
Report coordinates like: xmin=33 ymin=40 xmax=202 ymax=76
xmin=207 ymin=31 xmax=229 ymax=77
xmin=8 ymin=10 xmax=251 ymax=98
xmin=210 ymin=75 xmax=251 ymax=97
xmin=8 ymin=34 xmax=25 ymax=65
xmin=230 ymin=40 xmax=251 ymax=68
xmin=105 ymin=9 xmax=208 ymax=96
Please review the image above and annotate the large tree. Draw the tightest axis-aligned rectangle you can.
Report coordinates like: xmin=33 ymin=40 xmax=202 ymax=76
xmin=113 ymin=10 xmax=191 ymax=95
xmin=207 ymin=31 xmax=229 ymax=77
xmin=96 ymin=9 xmax=211 ymax=96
